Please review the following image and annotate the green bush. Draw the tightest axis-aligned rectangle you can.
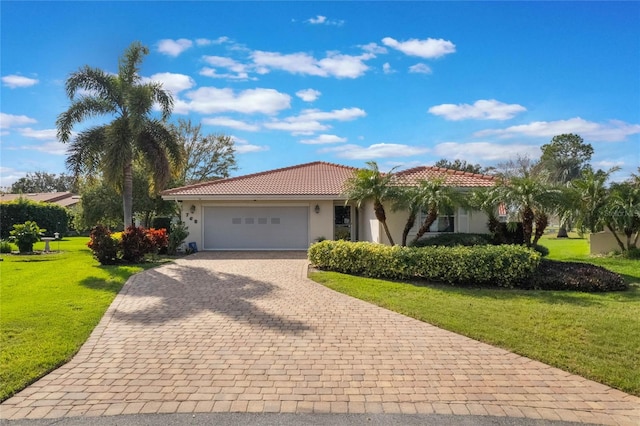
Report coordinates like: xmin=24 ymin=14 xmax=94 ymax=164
xmin=151 ymin=217 xmax=172 ymax=234
xmin=624 ymin=248 xmax=640 ymax=260
xmin=308 ymin=240 xmax=541 ymax=287
xmin=88 ymin=225 xmax=119 ymax=265
xmin=410 ymin=233 xmax=492 ymax=248
xmin=533 ymin=244 xmax=550 ymax=257
xmin=9 ymin=221 xmax=46 ymax=253
xmin=0 ymin=240 xmax=13 ymax=253
xmin=524 ymin=260 xmax=627 ymax=292
xmin=168 ymin=221 xmax=188 ymax=255
xmin=0 ymin=198 xmax=69 ymax=239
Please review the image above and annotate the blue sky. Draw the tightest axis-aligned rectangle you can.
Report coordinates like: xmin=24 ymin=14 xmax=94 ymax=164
xmin=1 ymin=1 xmax=639 ymax=188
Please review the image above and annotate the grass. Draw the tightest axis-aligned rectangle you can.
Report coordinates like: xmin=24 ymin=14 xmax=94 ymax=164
xmin=309 ymin=235 xmax=640 ymax=396
xmin=0 ymin=237 xmax=158 ymax=401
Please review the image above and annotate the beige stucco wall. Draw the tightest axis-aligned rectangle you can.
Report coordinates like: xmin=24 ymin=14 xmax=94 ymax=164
xmin=358 ymin=200 xmax=380 ymax=244
xmin=590 ymin=231 xmax=624 ymax=255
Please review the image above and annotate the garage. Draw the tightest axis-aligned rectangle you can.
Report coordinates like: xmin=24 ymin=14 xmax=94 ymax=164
xmin=203 ymin=206 xmax=309 ymax=250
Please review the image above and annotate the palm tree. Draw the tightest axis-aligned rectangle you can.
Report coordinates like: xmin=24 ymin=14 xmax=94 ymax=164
xmin=343 ymin=161 xmax=397 ymax=245
xmin=57 ymin=41 xmax=181 ymax=227
xmin=605 ymin=178 xmax=640 ymax=251
xmin=391 ymin=185 xmax=422 ymax=246
xmin=567 ymin=167 xmax=618 ymax=234
xmin=468 ymin=187 xmax=501 ymax=236
xmin=411 ymin=179 xmax=461 ymax=244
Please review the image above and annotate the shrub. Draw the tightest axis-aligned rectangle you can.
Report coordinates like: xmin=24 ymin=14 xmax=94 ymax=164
xmin=9 ymin=221 xmax=46 ymax=253
xmin=146 ymin=228 xmax=168 ymax=254
xmin=0 ymin=240 xmax=13 ymax=253
xmin=492 ymin=222 xmax=524 ymax=245
xmin=624 ymin=248 xmax=640 ymax=260
xmin=168 ymin=222 xmax=188 ymax=255
xmin=410 ymin=233 xmax=492 ymax=248
xmin=0 ymin=198 xmax=69 ymax=239
xmin=533 ymin=244 xmax=550 ymax=257
xmin=151 ymin=217 xmax=172 ymax=234
xmin=308 ymin=240 xmax=541 ymax=287
xmin=524 ymin=260 xmax=627 ymax=292
xmin=88 ymin=224 xmax=119 ymax=264
xmin=120 ymin=226 xmax=153 ymax=263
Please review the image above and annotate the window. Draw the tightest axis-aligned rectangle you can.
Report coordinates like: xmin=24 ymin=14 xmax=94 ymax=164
xmin=417 ymin=212 xmax=455 ymax=233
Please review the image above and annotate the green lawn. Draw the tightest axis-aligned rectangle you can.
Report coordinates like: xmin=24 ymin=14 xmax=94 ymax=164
xmin=0 ymin=237 xmax=152 ymax=401
xmin=309 ymin=235 xmax=640 ymax=396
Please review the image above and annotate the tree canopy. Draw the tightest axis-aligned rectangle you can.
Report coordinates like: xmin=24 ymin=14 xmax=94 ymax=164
xmin=10 ymin=172 xmax=76 ymax=193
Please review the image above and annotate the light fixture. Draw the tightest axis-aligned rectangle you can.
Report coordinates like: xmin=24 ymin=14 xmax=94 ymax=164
xmin=190 ymin=205 xmax=196 ymax=214
xmin=314 ymin=204 xmax=320 ymax=214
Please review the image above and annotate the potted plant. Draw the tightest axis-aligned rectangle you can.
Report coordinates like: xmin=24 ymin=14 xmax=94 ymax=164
xmin=9 ymin=221 xmax=46 ymax=254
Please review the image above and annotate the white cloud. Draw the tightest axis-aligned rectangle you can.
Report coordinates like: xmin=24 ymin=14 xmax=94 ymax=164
xmin=28 ymin=141 xmax=68 ymax=155
xmin=2 ymin=74 xmax=39 ymax=88
xmin=296 ymin=89 xmax=321 ymax=102
xmin=408 ymin=63 xmax=432 ymax=74
xmin=474 ymin=117 xmax=640 ymax=142
xmin=148 ymin=72 xmax=195 ymax=95
xmin=180 ymin=87 xmax=291 ymax=115
xmin=382 ymin=37 xmax=456 ymax=59
xmin=202 ymin=117 xmax=260 ymax=132
xmin=322 ymin=143 xmax=430 ymax=160
xmin=157 ymin=38 xmax=193 ymax=57
xmin=251 ymin=50 xmax=373 ymax=79
xmin=296 ymin=107 xmax=366 ymax=122
xmin=433 ymin=142 xmax=540 ymax=161
xmin=429 ymin=99 xmax=527 ymax=121
xmin=594 ymin=159 xmax=625 ymax=169
xmin=0 ymin=113 xmax=37 ymax=129
xmin=300 ymin=134 xmax=347 ymax=144
xmin=306 ymin=15 xmax=344 ymax=26
xmin=0 ymin=167 xmax=26 ymax=188
xmin=195 ymin=36 xmax=229 ymax=46
xmin=382 ymin=63 xmax=395 ymax=74
xmin=264 ymin=120 xmax=329 ymax=135
xmin=199 ymin=67 xmax=251 ymax=80
xmin=17 ymin=127 xmax=57 ymax=140
xmin=202 ymin=55 xmax=248 ymax=73
xmin=360 ymin=43 xmax=388 ymax=54
xmin=232 ymin=136 xmax=269 ymax=154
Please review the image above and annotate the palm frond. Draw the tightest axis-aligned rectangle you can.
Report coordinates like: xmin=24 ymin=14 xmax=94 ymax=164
xmin=65 ymin=126 xmax=109 ymax=177
xmin=56 ymin=96 xmax=117 ymax=142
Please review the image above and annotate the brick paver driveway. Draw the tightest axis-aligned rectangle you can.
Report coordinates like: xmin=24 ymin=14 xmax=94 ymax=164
xmin=2 ymin=252 xmax=639 ymax=424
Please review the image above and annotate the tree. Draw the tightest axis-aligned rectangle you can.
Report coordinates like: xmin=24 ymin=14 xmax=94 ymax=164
xmin=604 ymin=175 xmax=640 ymax=251
xmin=10 ymin=171 xmax=76 ymax=193
xmin=539 ymin=133 xmax=594 ymax=237
xmin=566 ymin=167 xmax=618 ymax=234
xmin=391 ymin=186 xmax=422 ymax=246
xmin=433 ymin=158 xmax=490 ymax=174
xmin=411 ymin=179 xmax=461 ymax=244
xmin=171 ymin=119 xmax=237 ymax=185
xmin=468 ymin=187 xmax=501 ymax=235
xmin=57 ymin=41 xmax=181 ymax=227
xmin=343 ymin=161 xmax=397 ymax=245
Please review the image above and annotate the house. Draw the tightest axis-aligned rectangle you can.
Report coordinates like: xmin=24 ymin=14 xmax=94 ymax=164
xmin=161 ymin=162 xmax=498 ymax=250
xmin=0 ymin=192 xmax=81 ymax=208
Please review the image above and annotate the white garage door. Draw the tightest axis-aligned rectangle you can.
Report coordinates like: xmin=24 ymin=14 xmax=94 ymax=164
xmin=203 ymin=206 xmax=309 ymax=250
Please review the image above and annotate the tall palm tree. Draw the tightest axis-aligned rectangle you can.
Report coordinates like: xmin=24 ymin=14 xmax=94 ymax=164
xmin=391 ymin=185 xmax=422 ymax=246
xmin=57 ymin=41 xmax=181 ymax=227
xmin=567 ymin=167 xmax=618 ymax=234
xmin=343 ymin=161 xmax=397 ymax=245
xmin=411 ymin=179 xmax=460 ymax=244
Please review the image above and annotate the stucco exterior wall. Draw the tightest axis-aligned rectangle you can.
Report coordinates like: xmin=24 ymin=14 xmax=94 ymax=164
xmin=358 ymin=201 xmax=380 ymax=243
xmin=590 ymin=231 xmax=624 ymax=255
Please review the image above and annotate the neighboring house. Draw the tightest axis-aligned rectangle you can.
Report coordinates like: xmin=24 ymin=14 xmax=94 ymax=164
xmin=0 ymin=192 xmax=80 ymax=208
xmin=161 ymin=161 xmax=498 ymax=250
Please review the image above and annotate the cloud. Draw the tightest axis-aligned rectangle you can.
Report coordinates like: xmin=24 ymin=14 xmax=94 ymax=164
xmin=300 ymin=134 xmax=347 ymax=144
xmin=433 ymin=142 xmax=540 ymax=161
xmin=2 ymin=74 xmax=39 ymax=88
xmin=296 ymin=89 xmax=321 ymax=102
xmin=157 ymin=38 xmax=193 ymax=57
xmin=360 ymin=43 xmax=388 ymax=54
xmin=195 ymin=36 xmax=229 ymax=46
xmin=306 ymin=15 xmax=345 ymax=26
xmin=322 ymin=143 xmax=430 ymax=159
xmin=408 ymin=63 xmax=432 ymax=74
xmin=199 ymin=67 xmax=251 ymax=80
xmin=0 ymin=167 xmax=26 ymax=188
xmin=382 ymin=37 xmax=456 ymax=59
xmin=594 ymin=159 xmax=625 ymax=169
xmin=17 ymin=127 xmax=57 ymax=140
xmin=382 ymin=63 xmax=395 ymax=74
xmin=28 ymin=141 xmax=68 ymax=155
xmin=200 ymin=55 xmax=252 ymax=80
xmin=148 ymin=72 xmax=195 ymax=94
xmin=474 ymin=117 xmax=640 ymax=142
xmin=0 ymin=113 xmax=37 ymax=129
xmin=232 ymin=136 xmax=269 ymax=154
xmin=251 ymin=50 xmax=373 ymax=79
xmin=264 ymin=107 xmax=365 ymax=136
xmin=179 ymin=87 xmax=291 ymax=115
xmin=202 ymin=117 xmax=260 ymax=132
xmin=429 ymin=99 xmax=527 ymax=121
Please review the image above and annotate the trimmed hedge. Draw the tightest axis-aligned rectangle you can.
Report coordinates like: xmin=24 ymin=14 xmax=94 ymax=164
xmin=523 ymin=260 xmax=628 ymax=292
xmin=0 ymin=198 xmax=69 ymax=239
xmin=308 ymin=240 xmax=541 ymax=287
xmin=410 ymin=233 xmax=492 ymax=248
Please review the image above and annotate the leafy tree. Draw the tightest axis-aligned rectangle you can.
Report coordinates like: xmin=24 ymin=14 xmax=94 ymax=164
xmin=566 ymin=168 xmax=619 ymax=234
xmin=171 ymin=119 xmax=237 ymax=185
xmin=57 ymin=41 xmax=181 ymax=227
xmin=604 ymin=176 xmax=640 ymax=251
xmin=433 ymin=158 xmax=491 ymax=174
xmin=411 ymin=179 xmax=461 ymax=244
xmin=343 ymin=161 xmax=397 ymax=245
xmin=539 ymin=133 xmax=594 ymax=237
xmin=10 ymin=171 xmax=76 ymax=193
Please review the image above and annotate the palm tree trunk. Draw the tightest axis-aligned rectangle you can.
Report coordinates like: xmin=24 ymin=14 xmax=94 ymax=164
xmin=556 ymin=223 xmax=569 ymax=238
xmin=532 ymin=212 xmax=549 ymax=246
xmin=522 ymin=206 xmax=535 ymax=246
xmin=401 ymin=212 xmax=416 ymax=247
xmin=374 ymin=200 xmax=394 ymax=245
xmin=123 ymin=161 xmax=134 ymax=228
xmin=412 ymin=209 xmax=438 ymax=244
xmin=606 ymin=223 xmax=626 ymax=252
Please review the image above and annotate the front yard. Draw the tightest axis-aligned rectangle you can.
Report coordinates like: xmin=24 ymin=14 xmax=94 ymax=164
xmin=309 ymin=235 xmax=640 ymax=396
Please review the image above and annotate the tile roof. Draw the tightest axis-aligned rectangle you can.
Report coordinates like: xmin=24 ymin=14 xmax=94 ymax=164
xmin=394 ymin=166 xmax=498 ymax=188
xmin=161 ymin=162 xmax=499 ymax=198
xmin=0 ymin=192 xmax=80 ymax=207
xmin=162 ymin=162 xmax=358 ymax=197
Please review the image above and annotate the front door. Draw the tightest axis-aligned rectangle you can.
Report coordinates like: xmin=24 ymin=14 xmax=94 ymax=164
xmin=334 ymin=205 xmax=351 ymax=240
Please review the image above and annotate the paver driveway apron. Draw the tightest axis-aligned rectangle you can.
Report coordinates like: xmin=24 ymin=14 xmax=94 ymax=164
xmin=2 ymin=252 xmax=639 ymax=424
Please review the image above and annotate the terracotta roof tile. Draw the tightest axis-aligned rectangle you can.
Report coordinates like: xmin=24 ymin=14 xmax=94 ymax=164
xmin=394 ymin=166 xmax=498 ymax=187
xmin=162 ymin=161 xmax=358 ymax=197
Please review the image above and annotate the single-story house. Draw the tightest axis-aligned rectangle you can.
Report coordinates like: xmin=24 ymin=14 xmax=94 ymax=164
xmin=0 ymin=192 xmax=81 ymax=208
xmin=161 ymin=161 xmax=498 ymax=250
